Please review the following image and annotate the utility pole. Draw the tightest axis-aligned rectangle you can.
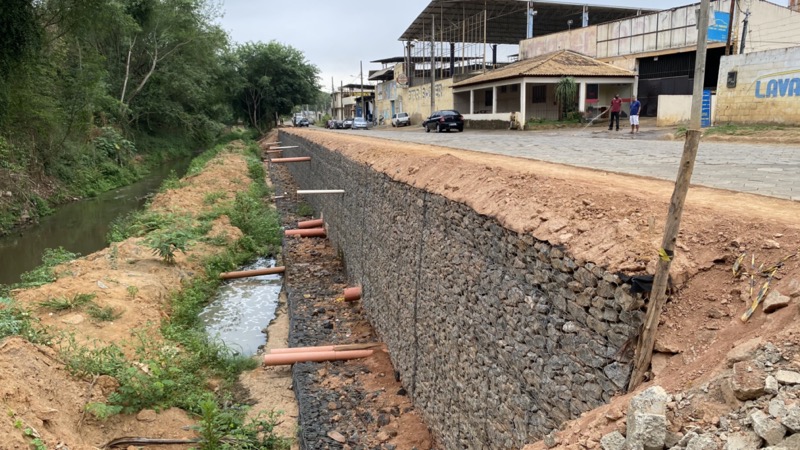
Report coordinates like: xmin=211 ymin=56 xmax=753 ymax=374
xmin=430 ymin=14 xmax=436 ymax=115
xmin=740 ymin=8 xmax=751 ymax=54
xmin=628 ymin=0 xmax=711 ymax=392
xmin=340 ymin=80 xmax=343 ymax=120
xmin=360 ymin=60 xmax=364 ymax=119
xmin=724 ymin=0 xmax=736 ymax=55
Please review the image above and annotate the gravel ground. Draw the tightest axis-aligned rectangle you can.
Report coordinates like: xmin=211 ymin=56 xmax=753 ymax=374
xmin=269 ymin=161 xmax=434 ymax=450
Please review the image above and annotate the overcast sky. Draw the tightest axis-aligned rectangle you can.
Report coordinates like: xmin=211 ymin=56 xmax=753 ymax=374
xmin=218 ymin=0 xmax=788 ymax=92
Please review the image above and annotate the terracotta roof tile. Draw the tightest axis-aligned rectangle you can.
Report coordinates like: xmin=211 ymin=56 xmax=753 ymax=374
xmin=453 ymin=50 xmax=635 ymax=87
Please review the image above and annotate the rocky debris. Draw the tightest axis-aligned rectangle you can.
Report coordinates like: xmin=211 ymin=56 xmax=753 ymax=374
xmin=762 ymin=292 xmax=791 ymax=313
xmin=787 ymin=279 xmax=800 ymax=298
xmin=599 ymin=340 xmax=800 ymax=450
xmin=732 ymin=361 xmax=767 ymax=400
xmin=600 ymin=386 xmax=669 ymax=450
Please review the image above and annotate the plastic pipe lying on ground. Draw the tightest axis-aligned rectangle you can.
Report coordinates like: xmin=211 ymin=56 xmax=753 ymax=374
xmin=270 ymin=157 xmax=311 ymax=163
xmin=343 ymin=286 xmax=362 ymax=301
xmin=219 ymin=266 xmax=285 ymax=280
xmin=296 ymin=190 xmax=345 ymax=195
xmin=268 ymin=146 xmax=299 ymax=149
xmin=269 ymin=343 xmax=383 ymax=354
xmin=263 ymin=349 xmax=374 ymax=366
xmin=261 ymin=141 xmax=281 ymax=145
xmin=284 ymin=228 xmax=326 ymax=237
xmin=298 ymin=218 xmax=324 ymax=228
xmin=265 ymin=149 xmax=284 ymax=154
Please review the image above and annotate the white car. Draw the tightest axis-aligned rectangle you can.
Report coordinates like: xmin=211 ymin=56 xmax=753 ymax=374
xmin=391 ymin=112 xmax=410 ymax=127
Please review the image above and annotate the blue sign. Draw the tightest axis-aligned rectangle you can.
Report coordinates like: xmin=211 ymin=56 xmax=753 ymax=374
xmin=708 ymin=11 xmax=730 ymax=43
xmin=701 ymin=89 xmax=712 ymax=128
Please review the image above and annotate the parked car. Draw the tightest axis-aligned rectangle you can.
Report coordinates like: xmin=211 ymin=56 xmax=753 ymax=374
xmin=391 ymin=112 xmax=410 ymax=127
xmin=423 ymin=110 xmax=464 ymax=132
xmin=352 ymin=117 xmax=369 ymax=130
xmin=295 ymin=117 xmax=309 ymax=127
xmin=341 ymin=117 xmax=354 ymax=129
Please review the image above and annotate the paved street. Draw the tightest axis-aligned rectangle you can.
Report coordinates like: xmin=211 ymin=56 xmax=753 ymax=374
xmin=339 ymin=126 xmax=800 ymax=201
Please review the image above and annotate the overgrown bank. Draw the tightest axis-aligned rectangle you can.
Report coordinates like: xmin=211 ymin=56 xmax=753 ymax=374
xmin=0 ymin=137 xmax=292 ymax=449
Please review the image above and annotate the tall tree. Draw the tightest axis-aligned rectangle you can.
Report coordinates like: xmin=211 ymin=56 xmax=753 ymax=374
xmin=232 ymin=41 xmax=320 ymax=133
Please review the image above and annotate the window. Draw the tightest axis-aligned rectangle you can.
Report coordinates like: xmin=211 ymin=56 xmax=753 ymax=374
xmin=511 ymin=84 xmax=518 ymax=92
xmin=532 ymin=85 xmax=546 ymax=103
xmin=500 ymin=86 xmax=507 ymax=93
xmin=484 ymin=89 xmax=493 ymax=106
xmin=586 ymin=84 xmax=599 ymax=101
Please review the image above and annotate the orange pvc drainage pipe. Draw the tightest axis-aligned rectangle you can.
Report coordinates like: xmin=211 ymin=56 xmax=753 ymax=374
xmin=263 ymin=349 xmax=374 ymax=366
xmin=271 ymin=345 xmax=336 ymax=354
xmin=298 ymin=218 xmax=324 ymax=229
xmin=219 ymin=266 xmax=285 ymax=280
xmin=270 ymin=157 xmax=311 ymax=163
xmin=284 ymin=228 xmax=326 ymax=237
xmin=265 ymin=149 xmax=283 ymax=154
xmin=343 ymin=286 xmax=362 ymax=301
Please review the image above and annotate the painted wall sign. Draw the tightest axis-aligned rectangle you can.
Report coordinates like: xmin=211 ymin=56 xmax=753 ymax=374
xmin=708 ymin=11 xmax=730 ymax=43
xmin=753 ymin=69 xmax=800 ymax=98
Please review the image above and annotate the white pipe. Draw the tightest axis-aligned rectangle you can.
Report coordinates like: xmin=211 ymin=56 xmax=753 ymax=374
xmin=269 ymin=146 xmax=299 ymax=149
xmin=262 ymin=141 xmax=281 ymax=145
xmin=297 ymin=190 xmax=345 ymax=195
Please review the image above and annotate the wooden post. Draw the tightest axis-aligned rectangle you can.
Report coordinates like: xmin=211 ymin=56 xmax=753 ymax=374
xmin=628 ymin=0 xmax=710 ymax=392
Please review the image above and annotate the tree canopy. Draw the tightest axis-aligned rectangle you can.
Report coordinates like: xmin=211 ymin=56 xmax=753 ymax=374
xmin=0 ymin=0 xmax=322 ymax=234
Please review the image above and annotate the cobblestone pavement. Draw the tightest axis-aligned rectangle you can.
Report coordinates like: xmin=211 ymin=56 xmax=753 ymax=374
xmin=338 ymin=127 xmax=800 ymax=201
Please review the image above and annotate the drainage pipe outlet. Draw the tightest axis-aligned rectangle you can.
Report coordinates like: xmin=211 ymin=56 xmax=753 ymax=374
xmin=219 ymin=266 xmax=285 ymax=280
xmin=284 ymin=228 xmax=326 ymax=237
xmin=263 ymin=349 xmax=374 ymax=366
xmin=343 ymin=286 xmax=362 ymax=301
xmin=298 ymin=218 xmax=324 ymax=229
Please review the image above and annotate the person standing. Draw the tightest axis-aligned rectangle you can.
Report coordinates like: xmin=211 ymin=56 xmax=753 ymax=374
xmin=608 ymin=94 xmax=622 ymax=131
xmin=629 ymin=96 xmax=641 ymax=134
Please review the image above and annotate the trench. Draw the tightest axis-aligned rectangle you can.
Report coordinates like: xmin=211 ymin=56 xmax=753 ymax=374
xmin=0 ymin=158 xmax=192 ymax=286
xmin=276 ymin=131 xmax=645 ymax=449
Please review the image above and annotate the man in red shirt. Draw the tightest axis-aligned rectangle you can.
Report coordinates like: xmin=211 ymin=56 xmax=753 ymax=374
xmin=608 ymin=94 xmax=622 ymax=131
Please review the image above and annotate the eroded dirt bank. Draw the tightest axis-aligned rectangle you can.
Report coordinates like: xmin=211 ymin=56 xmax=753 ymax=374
xmin=282 ymin=128 xmax=800 ymax=449
xmin=0 ymin=140 xmax=298 ymax=449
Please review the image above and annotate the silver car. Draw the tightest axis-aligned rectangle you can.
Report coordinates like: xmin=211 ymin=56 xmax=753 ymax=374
xmin=352 ymin=117 xmax=369 ymax=130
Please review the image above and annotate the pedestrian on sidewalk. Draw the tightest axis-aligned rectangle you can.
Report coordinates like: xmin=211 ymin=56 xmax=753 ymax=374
xmin=629 ymin=96 xmax=641 ymax=134
xmin=608 ymin=94 xmax=622 ymax=131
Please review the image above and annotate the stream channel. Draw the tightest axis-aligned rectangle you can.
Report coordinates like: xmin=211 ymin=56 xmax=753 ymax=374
xmin=0 ymin=155 xmax=280 ymax=355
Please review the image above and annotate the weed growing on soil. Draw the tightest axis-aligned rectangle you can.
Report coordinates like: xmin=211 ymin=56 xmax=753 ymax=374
xmin=195 ymin=400 xmax=290 ymax=450
xmin=187 ymin=143 xmax=227 ymax=177
xmin=39 ymin=293 xmax=96 ymax=311
xmin=146 ymin=229 xmax=191 ymax=264
xmin=296 ymin=202 xmax=314 ymax=217
xmin=126 ymin=285 xmax=138 ymax=299
xmin=86 ymin=304 xmax=122 ymax=322
xmin=0 ymin=297 xmax=45 ymax=342
xmin=107 ymin=211 xmax=180 ymax=242
xmin=160 ymin=170 xmax=183 ymax=191
xmin=15 ymin=247 xmax=79 ymax=288
xmin=203 ymin=191 xmax=227 ymax=205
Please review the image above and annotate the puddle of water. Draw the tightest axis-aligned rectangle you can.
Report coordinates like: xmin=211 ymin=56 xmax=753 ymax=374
xmin=199 ymin=257 xmax=282 ymax=356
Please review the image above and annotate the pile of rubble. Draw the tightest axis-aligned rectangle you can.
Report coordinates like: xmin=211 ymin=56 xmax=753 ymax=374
xmin=599 ymin=340 xmax=800 ymax=450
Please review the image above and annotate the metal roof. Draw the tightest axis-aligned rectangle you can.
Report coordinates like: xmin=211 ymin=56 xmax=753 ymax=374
xmin=399 ymin=0 xmax=656 ymax=45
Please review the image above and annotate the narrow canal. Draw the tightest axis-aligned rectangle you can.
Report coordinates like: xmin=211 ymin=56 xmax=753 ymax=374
xmin=0 ymin=159 xmax=192 ymax=286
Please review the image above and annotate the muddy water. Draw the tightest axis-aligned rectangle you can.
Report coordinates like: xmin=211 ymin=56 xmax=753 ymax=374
xmin=199 ymin=257 xmax=282 ymax=356
xmin=0 ymin=159 xmax=191 ymax=286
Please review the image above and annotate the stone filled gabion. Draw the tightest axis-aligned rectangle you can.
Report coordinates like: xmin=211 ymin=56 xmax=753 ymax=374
xmin=279 ymin=133 xmax=646 ymax=449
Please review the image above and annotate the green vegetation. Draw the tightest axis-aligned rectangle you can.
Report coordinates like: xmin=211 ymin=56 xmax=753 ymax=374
xmin=0 ymin=297 xmax=45 ymax=343
xmin=194 ymin=400 xmax=290 ymax=450
xmin=0 ymin=0 xmax=321 ymax=236
xmin=15 ymin=247 xmax=79 ymax=289
xmin=555 ymin=77 xmax=578 ymax=120
xmin=296 ymin=202 xmax=315 ymax=217
xmin=86 ymin=304 xmax=122 ymax=322
xmin=39 ymin=293 xmax=96 ymax=311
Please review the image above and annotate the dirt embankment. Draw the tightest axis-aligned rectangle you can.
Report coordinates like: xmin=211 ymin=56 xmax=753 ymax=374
xmin=0 ymin=141 xmax=299 ymax=449
xmin=285 ymin=128 xmax=800 ymax=448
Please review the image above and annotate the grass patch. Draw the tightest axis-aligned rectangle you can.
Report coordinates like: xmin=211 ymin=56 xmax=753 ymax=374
xmin=203 ymin=191 xmax=227 ymax=205
xmin=0 ymin=297 xmax=46 ymax=343
xmin=159 ymin=170 xmax=183 ymax=191
xmin=296 ymin=202 xmax=314 ymax=217
xmin=86 ymin=304 xmax=122 ymax=322
xmin=15 ymin=247 xmax=79 ymax=289
xmin=39 ymin=293 xmax=96 ymax=311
